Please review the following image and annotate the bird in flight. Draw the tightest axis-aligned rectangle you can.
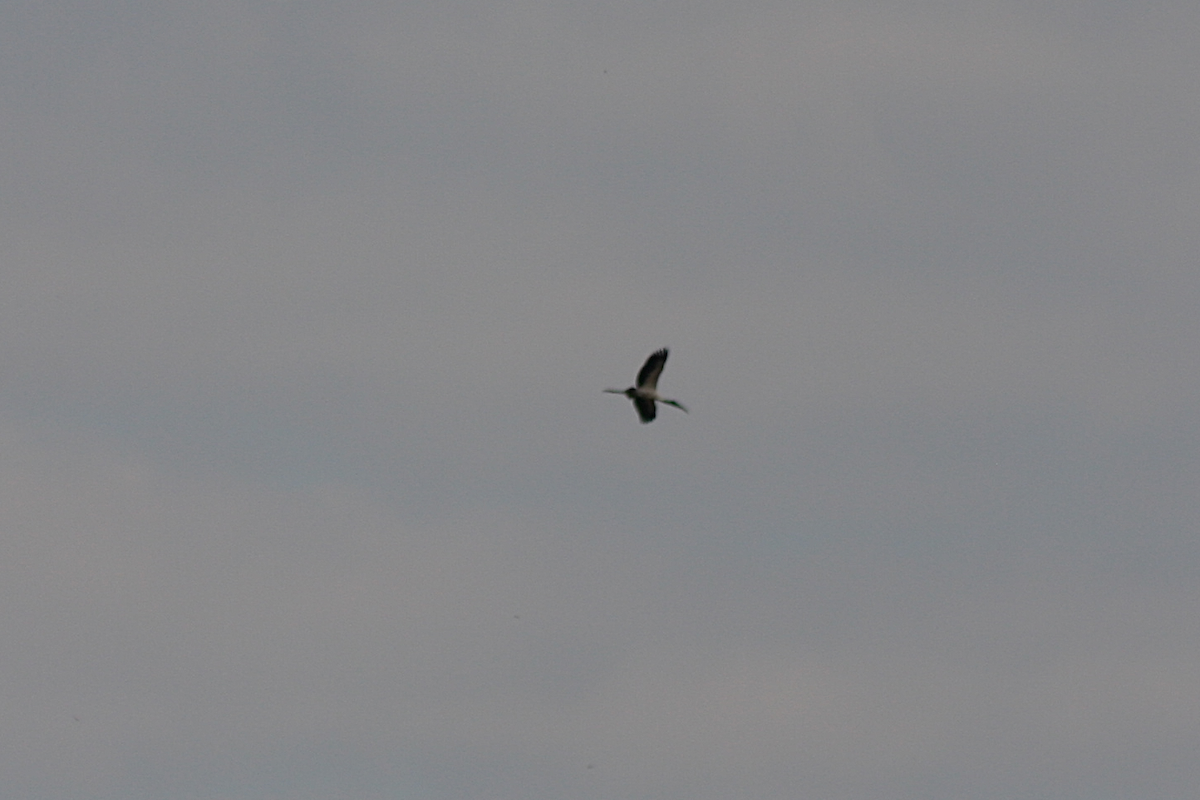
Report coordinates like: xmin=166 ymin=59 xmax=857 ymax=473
xmin=604 ymin=348 xmax=688 ymax=423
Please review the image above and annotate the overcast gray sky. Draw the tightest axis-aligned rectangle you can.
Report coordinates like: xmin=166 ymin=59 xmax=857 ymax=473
xmin=2 ymin=2 xmax=1199 ymax=798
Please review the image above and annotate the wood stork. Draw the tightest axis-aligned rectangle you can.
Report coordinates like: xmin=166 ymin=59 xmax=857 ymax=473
xmin=604 ymin=348 xmax=688 ymax=423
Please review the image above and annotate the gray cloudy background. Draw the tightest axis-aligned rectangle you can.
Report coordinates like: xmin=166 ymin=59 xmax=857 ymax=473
xmin=2 ymin=1 xmax=1199 ymax=798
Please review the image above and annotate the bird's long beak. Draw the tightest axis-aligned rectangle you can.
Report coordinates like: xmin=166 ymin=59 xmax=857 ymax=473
xmin=603 ymin=389 xmax=624 ymax=394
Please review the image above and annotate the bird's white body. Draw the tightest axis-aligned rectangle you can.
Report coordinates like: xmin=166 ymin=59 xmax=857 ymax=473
xmin=604 ymin=348 xmax=688 ymax=424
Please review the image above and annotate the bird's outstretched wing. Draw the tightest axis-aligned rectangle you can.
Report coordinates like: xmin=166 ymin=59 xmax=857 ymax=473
xmin=636 ymin=348 xmax=669 ymax=390
xmin=634 ymin=396 xmax=657 ymax=423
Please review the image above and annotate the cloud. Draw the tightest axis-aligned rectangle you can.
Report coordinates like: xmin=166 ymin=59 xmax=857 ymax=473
xmin=2 ymin=2 xmax=1200 ymax=798
xmin=4 ymin=416 xmax=1198 ymax=799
